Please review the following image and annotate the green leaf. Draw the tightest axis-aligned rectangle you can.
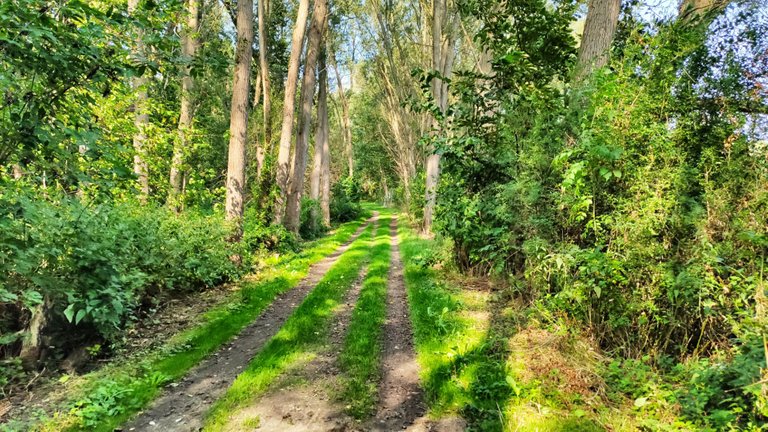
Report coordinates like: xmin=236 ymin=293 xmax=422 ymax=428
xmin=75 ymin=309 xmax=87 ymax=325
xmin=64 ymin=304 xmax=76 ymax=323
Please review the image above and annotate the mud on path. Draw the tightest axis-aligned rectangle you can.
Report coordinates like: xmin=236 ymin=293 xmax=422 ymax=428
xmin=123 ymin=214 xmax=378 ymax=432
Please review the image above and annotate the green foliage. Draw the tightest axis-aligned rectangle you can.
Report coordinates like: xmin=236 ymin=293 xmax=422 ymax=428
xmin=299 ymin=198 xmax=327 ymax=240
xmin=242 ymin=207 xmax=299 ymax=253
xmin=330 ymin=176 xmax=363 ymax=222
xmin=0 ymin=186 xmax=242 ymax=345
xmin=429 ymin=1 xmax=768 ymax=428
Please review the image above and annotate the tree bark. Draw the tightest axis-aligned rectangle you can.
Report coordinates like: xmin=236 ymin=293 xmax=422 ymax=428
xmin=320 ymin=109 xmax=331 ymax=226
xmin=285 ymin=0 xmax=328 ymax=233
xmin=311 ymin=49 xmax=328 ymax=226
xmin=574 ymin=0 xmax=621 ymax=81
xmin=18 ymin=296 xmax=52 ymax=370
xmin=311 ymin=49 xmax=327 ymax=204
xmin=256 ymin=0 xmax=272 ymax=181
xmin=273 ymin=0 xmax=311 ymax=224
xmin=331 ymin=55 xmax=353 ymax=178
xmin=424 ymin=0 xmax=457 ymax=235
xmin=129 ymin=0 xmax=150 ymax=201
xmin=225 ymin=0 xmax=254 ymax=239
xmin=678 ymin=0 xmax=728 ymax=20
xmin=169 ymin=0 xmax=201 ymax=209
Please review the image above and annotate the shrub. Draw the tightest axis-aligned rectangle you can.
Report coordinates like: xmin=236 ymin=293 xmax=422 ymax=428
xmin=299 ymin=198 xmax=327 ymax=240
xmin=0 ymin=187 xmax=243 ymax=353
xmin=330 ymin=177 xmax=363 ymax=223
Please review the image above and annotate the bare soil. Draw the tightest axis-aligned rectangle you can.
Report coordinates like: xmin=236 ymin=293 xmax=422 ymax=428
xmin=222 ymin=267 xmax=369 ymax=432
xmin=122 ymin=215 xmax=376 ymax=432
xmin=368 ymin=218 xmax=465 ymax=432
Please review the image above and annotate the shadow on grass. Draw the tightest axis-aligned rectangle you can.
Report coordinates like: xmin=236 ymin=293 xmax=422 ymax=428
xmin=401 ymin=227 xmax=605 ymax=432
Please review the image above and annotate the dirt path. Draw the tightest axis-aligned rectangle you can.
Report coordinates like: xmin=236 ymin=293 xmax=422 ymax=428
xmin=368 ymin=216 xmax=428 ymax=431
xmin=222 ymin=266 xmax=368 ymax=432
xmin=122 ymin=214 xmax=377 ymax=432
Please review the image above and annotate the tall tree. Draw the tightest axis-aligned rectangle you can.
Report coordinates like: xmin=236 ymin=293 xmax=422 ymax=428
xmin=311 ymin=46 xmax=331 ymax=226
xmin=310 ymin=49 xmax=326 ymax=205
xmin=424 ymin=0 xmax=457 ymax=234
xmin=573 ymin=0 xmax=621 ymax=81
xmin=128 ymin=0 xmax=150 ymax=200
xmin=225 ymin=0 xmax=254 ymax=238
xmin=169 ymin=0 xmax=202 ymax=208
xmin=273 ymin=0 xmax=311 ymax=224
xmin=255 ymin=0 xmax=272 ymax=180
xmin=320 ymin=88 xmax=331 ymax=226
xmin=331 ymin=54 xmax=353 ymax=178
xmin=285 ymin=0 xmax=329 ymax=233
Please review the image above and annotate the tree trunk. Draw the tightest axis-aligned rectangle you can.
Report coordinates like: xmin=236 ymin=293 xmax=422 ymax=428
xmin=285 ymin=0 xmax=328 ymax=233
xmin=320 ymin=72 xmax=331 ymax=226
xmin=310 ymin=50 xmax=327 ymax=204
xmin=225 ymin=0 xmax=254 ymax=239
xmin=169 ymin=0 xmax=201 ymax=209
xmin=424 ymin=0 xmax=456 ymax=235
xmin=129 ymin=0 xmax=150 ymax=201
xmin=678 ymin=0 xmax=728 ymax=20
xmin=273 ymin=0 xmax=311 ymax=224
xmin=331 ymin=55 xmax=353 ymax=178
xmin=18 ymin=296 xmax=52 ymax=370
xmin=258 ymin=0 xmax=272 ymax=161
xmin=574 ymin=0 xmax=621 ymax=81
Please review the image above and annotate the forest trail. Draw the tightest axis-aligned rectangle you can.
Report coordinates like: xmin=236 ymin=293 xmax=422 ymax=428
xmin=208 ymin=215 xmax=439 ymax=432
xmin=122 ymin=214 xmax=378 ymax=432
xmin=371 ymin=217 xmax=427 ymax=431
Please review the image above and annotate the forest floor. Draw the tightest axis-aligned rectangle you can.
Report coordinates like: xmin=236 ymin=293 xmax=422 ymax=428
xmin=2 ymin=206 xmax=671 ymax=432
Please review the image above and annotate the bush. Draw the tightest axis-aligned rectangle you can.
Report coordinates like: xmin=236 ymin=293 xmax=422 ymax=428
xmin=242 ymin=208 xmax=299 ymax=253
xmin=299 ymin=198 xmax=326 ymax=240
xmin=330 ymin=176 xmax=363 ymax=223
xmin=0 ymin=187 xmax=243 ymax=352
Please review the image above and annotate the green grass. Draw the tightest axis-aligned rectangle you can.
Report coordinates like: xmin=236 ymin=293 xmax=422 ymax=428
xmin=10 ymin=217 xmax=368 ymax=432
xmin=337 ymin=214 xmax=392 ymax=418
xmin=398 ymin=222 xmax=630 ymax=432
xmin=202 ymin=221 xmax=379 ymax=431
xmin=398 ymin=222 xmax=516 ymax=431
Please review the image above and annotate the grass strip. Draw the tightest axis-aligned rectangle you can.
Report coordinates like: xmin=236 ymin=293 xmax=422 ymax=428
xmin=16 ymin=218 xmax=368 ymax=432
xmin=337 ymin=214 xmax=392 ymax=418
xmin=202 ymin=222 xmax=377 ymax=431
xmin=397 ymin=222 xmax=492 ymax=419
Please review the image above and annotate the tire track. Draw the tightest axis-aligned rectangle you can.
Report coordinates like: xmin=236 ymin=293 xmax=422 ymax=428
xmin=123 ymin=214 xmax=378 ymax=432
xmin=371 ymin=216 xmax=427 ymax=431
